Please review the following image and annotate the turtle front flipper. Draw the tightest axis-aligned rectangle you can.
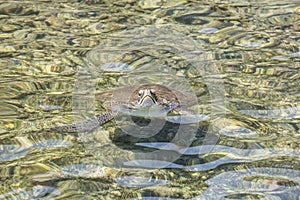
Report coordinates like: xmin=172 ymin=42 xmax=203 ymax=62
xmin=51 ymin=112 xmax=117 ymax=133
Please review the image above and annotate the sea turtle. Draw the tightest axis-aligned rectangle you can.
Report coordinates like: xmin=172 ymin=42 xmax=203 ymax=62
xmin=51 ymin=84 xmax=202 ymax=133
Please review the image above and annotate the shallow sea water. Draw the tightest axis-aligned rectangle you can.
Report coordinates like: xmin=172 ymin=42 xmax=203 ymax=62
xmin=0 ymin=0 xmax=299 ymax=199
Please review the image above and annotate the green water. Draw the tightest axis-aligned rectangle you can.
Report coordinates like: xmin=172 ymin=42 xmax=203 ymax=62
xmin=0 ymin=0 xmax=299 ymax=199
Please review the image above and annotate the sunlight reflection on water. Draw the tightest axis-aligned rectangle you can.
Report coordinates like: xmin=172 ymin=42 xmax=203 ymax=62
xmin=116 ymin=176 xmax=171 ymax=188
xmin=136 ymin=142 xmax=299 ymax=171
xmin=195 ymin=168 xmax=300 ymax=199
xmin=239 ymin=105 xmax=300 ymax=119
xmin=0 ymin=139 xmax=72 ymax=161
xmin=0 ymin=185 xmax=60 ymax=199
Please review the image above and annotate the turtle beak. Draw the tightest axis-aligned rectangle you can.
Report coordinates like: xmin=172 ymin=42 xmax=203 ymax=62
xmin=137 ymin=89 xmax=157 ymax=107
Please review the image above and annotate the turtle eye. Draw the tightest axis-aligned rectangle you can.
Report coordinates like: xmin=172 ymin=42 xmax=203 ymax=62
xmin=138 ymin=90 xmax=144 ymax=96
xmin=150 ymin=89 xmax=155 ymax=95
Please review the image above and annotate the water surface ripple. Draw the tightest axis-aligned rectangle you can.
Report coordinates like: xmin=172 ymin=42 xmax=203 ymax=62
xmin=0 ymin=0 xmax=299 ymax=199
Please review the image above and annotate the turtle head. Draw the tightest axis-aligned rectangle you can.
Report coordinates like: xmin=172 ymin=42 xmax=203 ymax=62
xmin=136 ymin=89 xmax=158 ymax=107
